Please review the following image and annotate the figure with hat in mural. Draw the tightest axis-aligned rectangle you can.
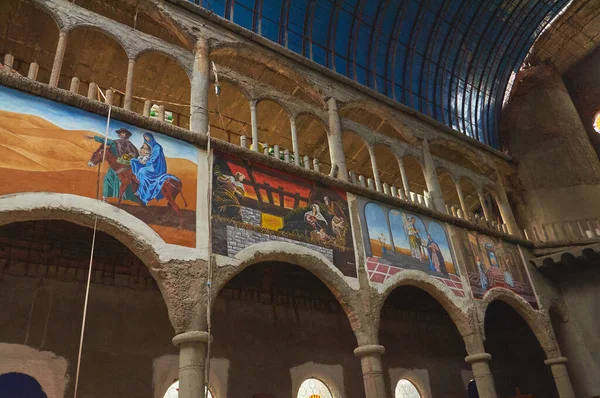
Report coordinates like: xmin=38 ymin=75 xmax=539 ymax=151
xmin=85 ymin=127 xmax=139 ymax=202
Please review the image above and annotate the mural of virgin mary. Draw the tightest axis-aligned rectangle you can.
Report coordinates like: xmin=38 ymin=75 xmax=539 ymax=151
xmin=131 ymin=133 xmax=179 ymax=205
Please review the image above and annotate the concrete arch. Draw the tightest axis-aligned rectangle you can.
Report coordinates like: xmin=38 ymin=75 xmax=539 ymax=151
xmin=133 ymin=47 xmax=193 ymax=80
xmin=254 ymin=96 xmax=294 ymax=120
xmin=65 ymin=24 xmax=132 ymax=59
xmin=26 ymin=0 xmax=66 ymax=31
xmin=212 ymin=241 xmax=360 ymax=329
xmin=338 ymin=100 xmax=415 ymax=143
xmin=210 ymin=43 xmax=325 ymax=108
xmin=213 ymin=75 xmax=253 ymax=102
xmin=481 ymin=288 xmax=558 ymax=358
xmin=0 ymin=343 xmax=68 ymax=398
xmin=0 ymin=192 xmax=199 ymax=266
xmin=295 ymin=111 xmax=329 ymax=132
xmin=377 ymin=270 xmax=473 ymax=339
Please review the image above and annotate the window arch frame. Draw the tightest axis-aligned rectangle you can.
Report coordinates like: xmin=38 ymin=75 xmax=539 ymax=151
xmin=296 ymin=377 xmax=335 ymax=398
xmin=162 ymin=380 xmax=214 ymax=398
xmin=394 ymin=378 xmax=423 ymax=398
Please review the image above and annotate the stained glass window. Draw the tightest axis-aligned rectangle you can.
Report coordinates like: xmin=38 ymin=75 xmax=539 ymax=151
xmin=395 ymin=379 xmax=421 ymax=398
xmin=297 ymin=378 xmax=334 ymax=398
xmin=594 ymin=113 xmax=600 ymax=134
xmin=163 ymin=381 xmax=214 ymax=398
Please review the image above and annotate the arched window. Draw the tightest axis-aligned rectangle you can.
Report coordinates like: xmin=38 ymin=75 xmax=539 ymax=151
xmin=163 ymin=380 xmax=213 ymax=398
xmin=297 ymin=378 xmax=333 ymax=398
xmin=594 ymin=112 xmax=600 ymax=134
xmin=395 ymin=379 xmax=421 ymax=398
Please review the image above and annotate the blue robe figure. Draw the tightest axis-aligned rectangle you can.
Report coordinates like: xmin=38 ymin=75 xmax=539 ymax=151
xmin=130 ymin=133 xmax=179 ymax=206
xmin=477 ymin=258 xmax=489 ymax=291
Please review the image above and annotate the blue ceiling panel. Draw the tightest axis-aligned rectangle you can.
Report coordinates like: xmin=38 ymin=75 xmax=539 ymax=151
xmin=187 ymin=0 xmax=569 ymax=148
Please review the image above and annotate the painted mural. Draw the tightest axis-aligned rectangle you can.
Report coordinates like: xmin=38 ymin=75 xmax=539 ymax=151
xmin=0 ymin=85 xmax=198 ymax=247
xmin=211 ymin=151 xmax=356 ymax=277
xmin=357 ymin=197 xmax=464 ymax=297
xmin=454 ymin=228 xmax=537 ymax=307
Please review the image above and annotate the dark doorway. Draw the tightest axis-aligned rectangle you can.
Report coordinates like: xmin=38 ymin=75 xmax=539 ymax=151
xmin=484 ymin=300 xmax=556 ymax=397
xmin=0 ymin=372 xmax=47 ymax=398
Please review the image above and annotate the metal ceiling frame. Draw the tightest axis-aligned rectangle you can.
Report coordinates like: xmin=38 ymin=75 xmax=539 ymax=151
xmin=187 ymin=0 xmax=570 ymax=148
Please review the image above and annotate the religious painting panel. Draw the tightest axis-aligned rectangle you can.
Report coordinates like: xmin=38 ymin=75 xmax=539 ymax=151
xmin=0 ymin=85 xmax=198 ymax=247
xmin=211 ymin=151 xmax=356 ymax=278
xmin=357 ymin=197 xmax=464 ymax=297
xmin=453 ymin=228 xmax=537 ymax=308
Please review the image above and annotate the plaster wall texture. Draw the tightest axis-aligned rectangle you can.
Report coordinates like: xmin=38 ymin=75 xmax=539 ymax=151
xmin=0 ymin=272 xmax=177 ymax=398
xmin=552 ymin=267 xmax=600 ymax=398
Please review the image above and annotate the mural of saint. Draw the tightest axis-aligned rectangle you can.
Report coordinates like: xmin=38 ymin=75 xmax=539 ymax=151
xmin=213 ymin=170 xmax=246 ymax=220
xmin=86 ymin=128 xmax=138 ymax=202
xmin=404 ymin=214 xmax=424 ymax=261
xmin=426 ymin=234 xmax=448 ymax=276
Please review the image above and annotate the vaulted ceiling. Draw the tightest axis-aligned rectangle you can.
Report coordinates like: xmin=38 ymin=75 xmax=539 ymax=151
xmin=186 ymin=0 xmax=571 ymax=148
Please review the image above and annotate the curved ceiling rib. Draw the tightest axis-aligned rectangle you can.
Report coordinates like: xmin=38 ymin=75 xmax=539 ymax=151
xmin=189 ymin=0 xmax=569 ymax=148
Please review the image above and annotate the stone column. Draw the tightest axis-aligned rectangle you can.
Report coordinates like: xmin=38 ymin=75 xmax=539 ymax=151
xmin=455 ymin=180 xmax=469 ymax=219
xmin=69 ymin=77 xmax=80 ymax=94
xmin=3 ymin=54 xmax=14 ymax=69
xmin=422 ymin=138 xmax=446 ymax=212
xmin=494 ymin=171 xmax=521 ymax=236
xmin=354 ymin=345 xmax=387 ymax=398
xmin=397 ymin=157 xmax=410 ymax=197
xmin=190 ymin=38 xmax=210 ymax=134
xmin=545 ymin=357 xmax=575 ymax=398
xmin=290 ymin=116 xmax=301 ymax=166
xmin=465 ymin=353 xmax=498 ymax=398
xmin=124 ymin=58 xmax=135 ymax=111
xmin=27 ymin=62 xmax=39 ymax=80
xmin=250 ymin=99 xmax=259 ymax=151
xmin=172 ymin=331 xmax=209 ymax=398
xmin=49 ymin=31 xmax=68 ymax=87
xmin=367 ymin=144 xmax=383 ymax=192
xmin=87 ymin=82 xmax=97 ymax=100
xmin=478 ymin=190 xmax=492 ymax=222
xmin=326 ymin=98 xmax=348 ymax=181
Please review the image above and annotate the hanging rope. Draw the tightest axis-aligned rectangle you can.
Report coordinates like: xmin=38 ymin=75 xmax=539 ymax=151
xmin=73 ymin=86 xmax=112 ymax=398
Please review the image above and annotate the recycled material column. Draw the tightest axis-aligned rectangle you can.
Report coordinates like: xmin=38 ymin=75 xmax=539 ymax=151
xmin=354 ymin=344 xmax=387 ymax=397
xmin=190 ymin=38 xmax=210 ymax=134
xmin=172 ymin=331 xmax=210 ymax=398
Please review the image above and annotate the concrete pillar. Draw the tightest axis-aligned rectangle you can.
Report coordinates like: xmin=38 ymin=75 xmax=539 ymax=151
xmin=502 ymin=65 xmax=600 ymax=229
xmin=465 ymin=353 xmax=497 ymax=398
xmin=354 ymin=345 xmax=387 ymax=398
xmin=283 ymin=148 xmax=290 ymax=162
xmin=87 ymin=82 xmax=97 ymax=100
xmin=273 ymin=145 xmax=280 ymax=160
xmin=397 ymin=157 xmax=410 ymax=198
xmin=143 ymin=100 xmax=152 ymax=117
xmin=250 ymin=99 xmax=259 ymax=152
xmin=367 ymin=144 xmax=383 ymax=192
xmin=69 ymin=77 xmax=80 ymax=94
xmin=105 ymin=89 xmax=114 ymax=106
xmin=158 ymin=105 xmax=165 ymax=121
xmin=263 ymin=143 xmax=269 ymax=156
xmin=478 ymin=190 xmax=492 ymax=222
xmin=190 ymin=38 xmax=210 ymax=134
xmin=383 ymin=183 xmax=390 ymax=195
xmin=124 ymin=58 xmax=135 ymax=111
xmin=49 ymin=31 xmax=68 ymax=87
xmin=367 ymin=178 xmax=375 ymax=190
xmin=3 ymin=54 xmax=14 ymax=69
xmin=494 ymin=171 xmax=521 ymax=236
xmin=422 ymin=138 xmax=446 ymax=212
xmin=303 ymin=156 xmax=311 ymax=170
xmin=544 ymin=357 xmax=575 ymax=398
xmin=312 ymin=158 xmax=320 ymax=173
xmin=455 ymin=180 xmax=469 ymax=219
xmin=359 ymin=175 xmax=366 ymax=188
xmin=27 ymin=62 xmax=39 ymax=80
xmin=290 ymin=116 xmax=300 ymax=166
xmin=172 ymin=331 xmax=209 ymax=398
xmin=326 ymin=98 xmax=348 ymax=181
xmin=391 ymin=185 xmax=398 ymax=198
xmin=240 ymin=135 xmax=248 ymax=149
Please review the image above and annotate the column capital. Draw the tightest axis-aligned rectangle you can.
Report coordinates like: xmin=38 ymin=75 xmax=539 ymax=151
xmin=465 ymin=353 xmax=492 ymax=364
xmin=354 ymin=344 xmax=385 ymax=357
xmin=250 ymin=98 xmax=258 ymax=109
xmin=544 ymin=356 xmax=568 ymax=366
xmin=172 ymin=331 xmax=212 ymax=347
xmin=326 ymin=97 xmax=338 ymax=111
